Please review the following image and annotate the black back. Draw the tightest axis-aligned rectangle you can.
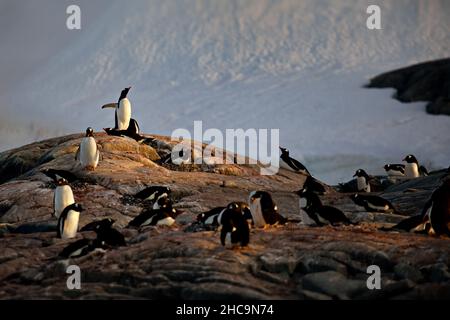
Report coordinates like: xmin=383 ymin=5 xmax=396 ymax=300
xmin=42 ymin=169 xmax=78 ymax=183
xmin=135 ymin=186 xmax=171 ymax=200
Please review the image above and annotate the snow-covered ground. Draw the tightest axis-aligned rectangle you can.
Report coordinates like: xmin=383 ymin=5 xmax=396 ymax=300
xmin=0 ymin=0 xmax=449 ymax=184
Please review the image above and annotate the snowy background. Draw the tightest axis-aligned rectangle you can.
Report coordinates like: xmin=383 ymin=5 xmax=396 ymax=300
xmin=0 ymin=0 xmax=449 ymax=184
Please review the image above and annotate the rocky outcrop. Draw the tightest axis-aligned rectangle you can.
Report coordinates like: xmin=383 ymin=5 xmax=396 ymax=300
xmin=0 ymin=133 xmax=449 ymax=299
xmin=366 ymin=58 xmax=450 ymax=116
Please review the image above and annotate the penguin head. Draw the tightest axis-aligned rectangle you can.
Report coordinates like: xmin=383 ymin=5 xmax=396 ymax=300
xmin=294 ymin=187 xmax=308 ymax=197
xmin=279 ymin=147 xmax=289 ymax=156
xmin=56 ymin=178 xmax=69 ymax=186
xmin=227 ymin=202 xmax=240 ymax=211
xmin=349 ymin=194 xmax=361 ymax=203
xmin=85 ymin=127 xmax=94 ymax=137
xmin=403 ymin=154 xmax=418 ymax=165
xmin=119 ymin=87 xmax=131 ymax=101
xmin=353 ymin=169 xmax=369 ymax=179
xmin=384 ymin=164 xmax=391 ymax=171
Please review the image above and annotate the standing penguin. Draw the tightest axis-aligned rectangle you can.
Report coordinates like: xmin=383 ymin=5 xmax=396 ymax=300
xmin=53 ymin=178 xmax=75 ymax=218
xmin=279 ymin=147 xmax=311 ymax=176
xmin=102 ymin=87 xmax=132 ymax=130
xmin=75 ymin=127 xmax=100 ymax=171
xmin=57 ymin=203 xmax=83 ymax=239
xmin=248 ymin=191 xmax=287 ymax=228
xmin=353 ymin=169 xmax=371 ymax=192
xmin=403 ymin=154 xmax=428 ymax=178
xmin=218 ymin=202 xmax=250 ymax=247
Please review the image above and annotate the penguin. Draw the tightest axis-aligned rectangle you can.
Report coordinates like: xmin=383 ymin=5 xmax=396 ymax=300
xmin=296 ymin=188 xmax=353 ymax=226
xmin=197 ymin=206 xmax=226 ymax=227
xmin=248 ymin=191 xmax=287 ymax=228
xmin=42 ymin=169 xmax=78 ymax=183
xmin=353 ymin=169 xmax=371 ymax=192
xmin=350 ymin=193 xmax=399 ymax=214
xmin=93 ymin=219 xmax=126 ymax=247
xmin=59 ymin=238 xmax=105 ymax=259
xmin=134 ymin=186 xmax=171 ymax=202
xmin=127 ymin=201 xmax=179 ymax=228
xmin=419 ymin=179 xmax=450 ymax=236
xmin=383 ymin=164 xmax=405 ymax=177
xmin=75 ymin=127 xmax=100 ymax=171
xmin=402 ymin=154 xmax=428 ymax=178
xmin=303 ymin=175 xmax=327 ymax=195
xmin=53 ymin=178 xmax=75 ymax=218
xmin=198 ymin=202 xmax=252 ymax=228
xmin=57 ymin=203 xmax=83 ymax=239
xmin=218 ymin=202 xmax=250 ymax=247
xmin=104 ymin=118 xmax=145 ymax=142
xmin=279 ymin=147 xmax=311 ymax=176
xmin=102 ymin=87 xmax=132 ymax=130
xmin=80 ymin=218 xmax=115 ymax=232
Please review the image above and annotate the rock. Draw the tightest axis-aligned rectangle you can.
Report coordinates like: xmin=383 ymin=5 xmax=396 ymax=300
xmin=301 ymin=271 xmax=367 ymax=299
xmin=0 ymin=133 xmax=450 ymax=299
xmin=420 ymin=263 xmax=450 ymax=283
xmin=296 ymin=255 xmax=348 ymax=275
xmin=366 ymin=58 xmax=450 ymax=116
xmin=394 ymin=263 xmax=423 ymax=283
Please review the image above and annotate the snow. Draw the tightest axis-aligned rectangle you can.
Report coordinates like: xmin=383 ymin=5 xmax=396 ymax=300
xmin=0 ymin=0 xmax=449 ymax=184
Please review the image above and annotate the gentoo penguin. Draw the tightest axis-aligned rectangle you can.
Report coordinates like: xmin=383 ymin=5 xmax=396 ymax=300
xmin=104 ymin=118 xmax=145 ymax=142
xmin=135 ymin=186 xmax=171 ymax=202
xmin=296 ymin=188 xmax=353 ymax=226
xmin=279 ymin=147 xmax=311 ymax=175
xmin=350 ymin=194 xmax=399 ymax=214
xmin=59 ymin=238 xmax=105 ymax=259
xmin=198 ymin=202 xmax=252 ymax=229
xmin=80 ymin=218 xmax=115 ymax=232
xmin=53 ymin=178 xmax=75 ymax=218
xmin=75 ymin=127 xmax=100 ymax=171
xmin=92 ymin=219 xmax=126 ymax=247
xmin=383 ymin=164 xmax=405 ymax=177
xmin=42 ymin=169 xmax=78 ymax=183
xmin=57 ymin=203 xmax=83 ymax=239
xmin=403 ymin=154 xmax=428 ymax=178
xmin=303 ymin=175 xmax=327 ymax=195
xmin=248 ymin=191 xmax=287 ymax=228
xmin=218 ymin=202 xmax=250 ymax=247
xmin=353 ymin=169 xmax=371 ymax=192
xmin=127 ymin=201 xmax=179 ymax=228
xmin=102 ymin=87 xmax=132 ymax=130
xmin=419 ymin=179 xmax=450 ymax=236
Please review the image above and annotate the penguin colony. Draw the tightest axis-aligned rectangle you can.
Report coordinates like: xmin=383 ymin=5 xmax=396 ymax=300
xmin=30 ymin=87 xmax=448 ymax=259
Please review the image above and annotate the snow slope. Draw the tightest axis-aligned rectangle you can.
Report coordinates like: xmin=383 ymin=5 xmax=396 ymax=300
xmin=0 ymin=0 xmax=449 ymax=184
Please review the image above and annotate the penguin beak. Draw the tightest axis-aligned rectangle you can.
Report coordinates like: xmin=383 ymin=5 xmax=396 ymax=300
xmin=101 ymin=103 xmax=118 ymax=109
xmin=352 ymin=173 xmax=357 ymax=177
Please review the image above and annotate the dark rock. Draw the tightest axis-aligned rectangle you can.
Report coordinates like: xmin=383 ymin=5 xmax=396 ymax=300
xmin=394 ymin=263 xmax=423 ymax=283
xmin=301 ymin=271 xmax=367 ymax=299
xmin=420 ymin=263 xmax=450 ymax=283
xmin=366 ymin=58 xmax=450 ymax=116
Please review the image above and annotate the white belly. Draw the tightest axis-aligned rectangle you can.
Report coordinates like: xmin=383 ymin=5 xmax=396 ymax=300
xmin=54 ymin=186 xmax=75 ymax=218
xmin=157 ymin=216 xmax=175 ymax=226
xmin=387 ymin=169 xmax=404 ymax=177
xmin=249 ymin=201 xmax=266 ymax=228
xmin=404 ymin=163 xmax=419 ymax=178
xmin=117 ymin=98 xmax=131 ymax=130
xmin=299 ymin=208 xmax=316 ymax=226
xmin=280 ymin=158 xmax=295 ymax=172
xmin=357 ymin=177 xmax=371 ymax=192
xmin=80 ymin=137 xmax=99 ymax=169
xmin=62 ymin=210 xmax=80 ymax=239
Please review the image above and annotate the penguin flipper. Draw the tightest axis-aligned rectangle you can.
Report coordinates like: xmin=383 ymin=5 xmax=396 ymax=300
xmin=381 ymin=215 xmax=424 ymax=232
xmin=220 ymin=229 xmax=228 ymax=246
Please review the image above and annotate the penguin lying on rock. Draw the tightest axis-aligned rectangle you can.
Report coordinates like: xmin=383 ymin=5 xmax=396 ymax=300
xmin=59 ymin=218 xmax=126 ymax=258
xmin=296 ymin=188 xmax=354 ymax=226
xmin=197 ymin=202 xmax=252 ymax=230
xmin=127 ymin=198 xmax=181 ymax=228
xmin=350 ymin=193 xmax=400 ymax=214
